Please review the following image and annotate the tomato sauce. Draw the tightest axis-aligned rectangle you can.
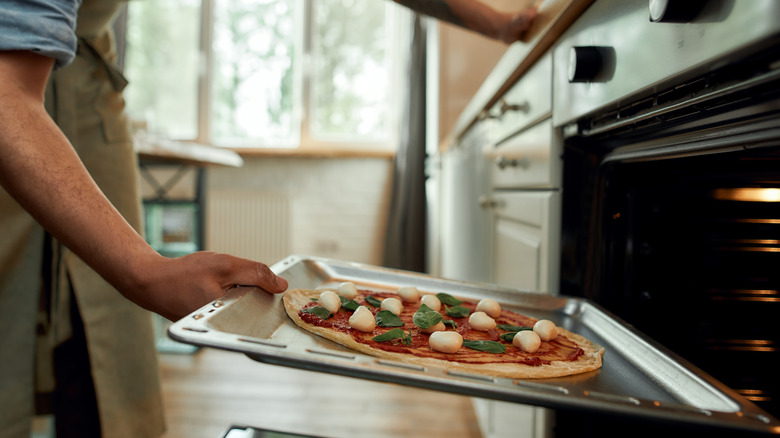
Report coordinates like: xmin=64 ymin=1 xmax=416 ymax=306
xmin=299 ymin=291 xmax=584 ymax=366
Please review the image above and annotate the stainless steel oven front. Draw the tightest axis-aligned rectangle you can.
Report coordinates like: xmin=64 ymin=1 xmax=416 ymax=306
xmin=552 ymin=0 xmax=780 ymax=435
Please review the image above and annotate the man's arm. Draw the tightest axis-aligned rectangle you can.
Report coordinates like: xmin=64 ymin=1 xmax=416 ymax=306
xmin=392 ymin=0 xmax=538 ymax=43
xmin=0 ymin=50 xmax=287 ymax=321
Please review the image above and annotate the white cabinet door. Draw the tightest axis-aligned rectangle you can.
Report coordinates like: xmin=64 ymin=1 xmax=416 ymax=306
xmin=439 ymin=126 xmax=493 ymax=284
xmin=493 ymin=218 xmax=541 ymax=291
xmin=490 ymin=191 xmax=561 ymax=294
xmin=473 ymin=399 xmax=552 ymax=438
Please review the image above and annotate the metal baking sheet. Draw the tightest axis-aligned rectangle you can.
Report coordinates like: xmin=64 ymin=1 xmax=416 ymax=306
xmin=169 ymin=255 xmax=779 ymax=434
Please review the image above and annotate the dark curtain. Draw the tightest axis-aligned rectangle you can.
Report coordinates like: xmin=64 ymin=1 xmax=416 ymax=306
xmin=382 ymin=14 xmax=428 ymax=272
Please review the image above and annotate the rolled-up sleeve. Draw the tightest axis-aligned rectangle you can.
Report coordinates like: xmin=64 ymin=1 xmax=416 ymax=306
xmin=0 ymin=0 xmax=82 ymax=69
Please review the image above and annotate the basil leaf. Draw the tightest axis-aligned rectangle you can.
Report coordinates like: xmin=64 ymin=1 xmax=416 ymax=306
xmin=497 ymin=325 xmax=532 ymax=342
xmin=375 ymin=310 xmax=404 ymax=327
xmin=302 ymin=306 xmax=332 ymax=320
xmin=442 ymin=319 xmax=457 ymax=329
xmin=405 ymin=329 xmax=412 ymax=345
xmin=445 ymin=305 xmax=470 ymax=318
xmin=463 ymin=340 xmax=506 ymax=354
xmin=497 ymin=324 xmax=533 ymax=332
xmin=436 ymin=292 xmax=462 ymax=306
xmin=338 ymin=295 xmax=359 ymax=311
xmin=412 ymin=304 xmax=443 ymax=329
xmin=372 ymin=328 xmax=406 ymax=342
xmin=365 ymin=295 xmax=382 ymax=308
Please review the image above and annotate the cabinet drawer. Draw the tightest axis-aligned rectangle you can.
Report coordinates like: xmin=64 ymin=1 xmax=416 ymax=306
xmin=488 ymin=53 xmax=552 ymax=143
xmin=486 ymin=119 xmax=559 ymax=189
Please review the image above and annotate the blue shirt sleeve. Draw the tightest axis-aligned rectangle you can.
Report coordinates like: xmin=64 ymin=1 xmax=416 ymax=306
xmin=0 ymin=0 xmax=82 ymax=69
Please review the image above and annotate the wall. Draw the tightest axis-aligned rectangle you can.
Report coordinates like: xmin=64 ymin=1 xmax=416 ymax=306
xmin=435 ymin=1 xmax=529 ymax=149
xmin=204 ymin=155 xmax=394 ymax=267
xmin=436 ymin=23 xmax=506 ymax=148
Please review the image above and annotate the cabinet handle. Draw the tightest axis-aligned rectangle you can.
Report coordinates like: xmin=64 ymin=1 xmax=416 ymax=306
xmin=499 ymin=98 xmax=530 ymax=116
xmin=495 ymin=155 xmax=530 ymax=170
xmin=478 ymin=195 xmax=504 ymax=210
xmin=478 ymin=98 xmax=530 ymax=120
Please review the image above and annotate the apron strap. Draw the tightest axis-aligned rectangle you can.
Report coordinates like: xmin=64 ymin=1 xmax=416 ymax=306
xmin=77 ymin=37 xmax=129 ymax=92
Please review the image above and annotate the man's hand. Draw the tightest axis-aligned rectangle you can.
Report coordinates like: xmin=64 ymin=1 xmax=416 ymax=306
xmin=128 ymin=252 xmax=288 ymax=321
xmin=392 ymin=0 xmax=538 ymax=44
xmin=496 ymin=8 xmax=538 ymax=44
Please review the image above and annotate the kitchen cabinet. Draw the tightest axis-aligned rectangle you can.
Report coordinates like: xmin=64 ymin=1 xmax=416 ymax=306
xmin=480 ymin=55 xmax=560 ymax=295
xmin=438 ymin=55 xmax=559 ymax=292
xmin=438 ymin=122 xmax=493 ymax=284
xmin=487 ymin=119 xmax=558 ymax=189
xmin=491 ymin=191 xmax=561 ymax=291
xmin=486 ymin=52 xmax=552 ymax=145
xmin=482 ymin=118 xmax=563 ymax=293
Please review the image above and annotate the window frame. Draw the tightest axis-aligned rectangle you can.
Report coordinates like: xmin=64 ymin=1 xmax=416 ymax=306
xmin=191 ymin=0 xmax=409 ymax=153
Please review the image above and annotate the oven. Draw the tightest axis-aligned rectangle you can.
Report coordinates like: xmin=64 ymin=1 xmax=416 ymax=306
xmin=552 ymin=0 xmax=780 ymax=435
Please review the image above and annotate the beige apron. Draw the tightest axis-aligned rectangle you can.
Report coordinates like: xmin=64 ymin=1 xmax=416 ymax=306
xmin=0 ymin=1 xmax=165 ymax=437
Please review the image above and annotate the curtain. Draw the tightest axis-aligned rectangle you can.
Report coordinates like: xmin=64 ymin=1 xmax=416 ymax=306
xmin=382 ymin=14 xmax=428 ymax=272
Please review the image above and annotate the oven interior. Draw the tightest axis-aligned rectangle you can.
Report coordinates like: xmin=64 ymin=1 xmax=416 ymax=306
xmin=598 ymin=141 xmax=779 ymax=409
xmin=558 ymin=42 xmax=780 ymax=435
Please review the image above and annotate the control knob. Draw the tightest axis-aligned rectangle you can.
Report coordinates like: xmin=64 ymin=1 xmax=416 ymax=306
xmin=568 ymin=46 xmax=603 ymax=83
xmin=649 ymin=0 xmax=706 ymax=23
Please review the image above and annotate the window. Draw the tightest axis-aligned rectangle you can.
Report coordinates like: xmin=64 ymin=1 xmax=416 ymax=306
xmin=124 ymin=0 xmax=409 ymax=150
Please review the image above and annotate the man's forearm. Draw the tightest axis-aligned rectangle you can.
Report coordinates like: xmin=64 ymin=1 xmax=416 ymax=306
xmin=392 ymin=0 xmax=537 ymax=43
xmin=393 ymin=0 xmax=467 ymax=28
xmin=393 ymin=0 xmax=506 ymax=40
xmin=0 ymin=51 xmax=161 ymax=297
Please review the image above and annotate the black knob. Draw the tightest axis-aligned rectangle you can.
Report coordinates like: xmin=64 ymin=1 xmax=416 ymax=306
xmin=649 ymin=0 xmax=706 ymax=23
xmin=568 ymin=46 xmax=603 ymax=83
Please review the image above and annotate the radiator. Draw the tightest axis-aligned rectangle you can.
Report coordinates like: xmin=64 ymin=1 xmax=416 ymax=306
xmin=206 ymin=190 xmax=291 ymax=264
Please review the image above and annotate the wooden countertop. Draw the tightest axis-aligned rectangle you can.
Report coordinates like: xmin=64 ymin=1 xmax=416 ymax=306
xmin=135 ymin=135 xmax=395 ymax=164
xmin=135 ymin=134 xmax=244 ymax=167
xmin=448 ymin=0 xmax=594 ymax=146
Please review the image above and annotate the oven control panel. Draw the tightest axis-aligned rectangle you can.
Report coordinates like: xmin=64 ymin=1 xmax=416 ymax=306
xmin=552 ymin=0 xmax=780 ymax=127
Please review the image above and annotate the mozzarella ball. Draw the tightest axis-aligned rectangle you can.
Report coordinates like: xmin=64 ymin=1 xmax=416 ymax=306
xmin=533 ymin=319 xmax=558 ymax=341
xmin=468 ymin=311 xmax=497 ymax=331
xmin=397 ymin=286 xmax=420 ymax=303
xmin=319 ymin=290 xmax=341 ymax=314
xmin=513 ymin=330 xmax=541 ymax=353
xmin=476 ymin=298 xmax=501 ymax=318
xmin=380 ymin=297 xmax=403 ymax=315
xmin=429 ymin=331 xmax=463 ymax=354
xmin=421 ymin=321 xmax=446 ymax=334
xmin=337 ymin=281 xmax=358 ymax=299
xmin=348 ymin=306 xmax=376 ymax=333
xmin=420 ymin=294 xmax=442 ymax=312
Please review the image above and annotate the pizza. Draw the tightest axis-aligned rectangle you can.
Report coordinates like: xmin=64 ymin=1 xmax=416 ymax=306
xmin=282 ymin=283 xmax=605 ymax=379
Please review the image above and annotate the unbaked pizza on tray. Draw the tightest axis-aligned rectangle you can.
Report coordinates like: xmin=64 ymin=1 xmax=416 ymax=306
xmin=283 ymin=282 xmax=604 ymax=379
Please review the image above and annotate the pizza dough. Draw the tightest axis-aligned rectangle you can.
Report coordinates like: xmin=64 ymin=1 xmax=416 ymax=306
xmin=283 ymin=288 xmax=605 ymax=379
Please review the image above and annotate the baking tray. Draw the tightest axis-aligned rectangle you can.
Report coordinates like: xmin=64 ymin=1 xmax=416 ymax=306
xmin=169 ymin=255 xmax=779 ymax=434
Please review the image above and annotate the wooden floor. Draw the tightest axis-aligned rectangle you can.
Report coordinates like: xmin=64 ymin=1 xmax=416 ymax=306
xmin=158 ymin=348 xmax=484 ymax=438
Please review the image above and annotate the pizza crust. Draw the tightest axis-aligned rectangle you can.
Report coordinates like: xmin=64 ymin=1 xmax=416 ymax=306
xmin=282 ymin=288 xmax=605 ymax=379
